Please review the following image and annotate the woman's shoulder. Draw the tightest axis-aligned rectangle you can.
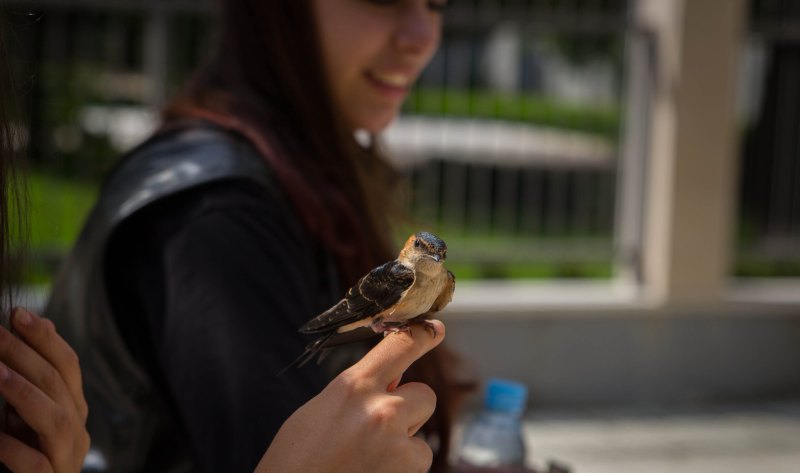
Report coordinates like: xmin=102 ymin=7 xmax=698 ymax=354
xmin=110 ymin=124 xmax=272 ymax=193
xmin=99 ymin=123 xmax=278 ymax=225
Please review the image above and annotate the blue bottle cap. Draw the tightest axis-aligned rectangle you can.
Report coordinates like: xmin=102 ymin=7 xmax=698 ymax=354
xmin=484 ymin=378 xmax=528 ymax=414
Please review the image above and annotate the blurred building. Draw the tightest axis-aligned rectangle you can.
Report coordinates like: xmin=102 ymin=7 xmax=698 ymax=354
xmin=4 ymin=0 xmax=800 ymax=408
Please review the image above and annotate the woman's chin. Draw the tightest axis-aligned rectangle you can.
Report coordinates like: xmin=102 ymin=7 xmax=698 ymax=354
xmin=348 ymin=107 xmax=402 ymax=135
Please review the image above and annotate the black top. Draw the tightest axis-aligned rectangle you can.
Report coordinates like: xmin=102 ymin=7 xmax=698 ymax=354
xmin=104 ymin=179 xmax=334 ymax=473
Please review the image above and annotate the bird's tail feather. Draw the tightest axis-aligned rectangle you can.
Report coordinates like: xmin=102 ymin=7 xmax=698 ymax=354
xmin=276 ymin=326 xmax=379 ymax=377
xmin=275 ymin=332 xmax=335 ymax=377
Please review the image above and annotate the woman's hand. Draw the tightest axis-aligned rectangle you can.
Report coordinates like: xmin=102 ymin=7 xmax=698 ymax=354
xmin=0 ymin=308 xmax=89 ymax=473
xmin=256 ymin=320 xmax=446 ymax=473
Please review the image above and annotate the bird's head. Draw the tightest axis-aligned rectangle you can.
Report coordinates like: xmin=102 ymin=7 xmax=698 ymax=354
xmin=399 ymin=232 xmax=448 ymax=270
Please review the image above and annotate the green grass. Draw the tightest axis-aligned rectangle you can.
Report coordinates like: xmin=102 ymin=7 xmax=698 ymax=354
xmin=13 ymin=170 xmax=99 ymax=283
xmin=24 ymin=171 xmax=99 ymax=249
xmin=405 ymin=88 xmax=621 ymax=138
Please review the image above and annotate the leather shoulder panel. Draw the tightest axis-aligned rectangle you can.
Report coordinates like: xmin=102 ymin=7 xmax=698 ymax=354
xmin=100 ymin=125 xmax=275 ymax=228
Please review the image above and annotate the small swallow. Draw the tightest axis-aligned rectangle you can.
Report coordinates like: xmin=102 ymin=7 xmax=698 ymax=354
xmin=290 ymin=231 xmax=455 ymax=369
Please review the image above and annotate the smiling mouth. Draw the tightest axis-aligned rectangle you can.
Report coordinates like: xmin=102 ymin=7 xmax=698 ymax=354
xmin=368 ymin=71 xmax=413 ymax=89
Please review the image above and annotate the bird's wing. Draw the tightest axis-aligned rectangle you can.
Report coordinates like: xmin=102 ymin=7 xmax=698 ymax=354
xmin=299 ymin=260 xmax=415 ymax=333
xmin=429 ymin=270 xmax=455 ymax=313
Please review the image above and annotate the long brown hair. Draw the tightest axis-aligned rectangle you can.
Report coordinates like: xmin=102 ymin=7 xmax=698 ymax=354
xmin=164 ymin=0 xmax=397 ymax=285
xmin=0 ymin=11 xmax=27 ymax=323
xmin=163 ymin=0 xmax=464 ymax=469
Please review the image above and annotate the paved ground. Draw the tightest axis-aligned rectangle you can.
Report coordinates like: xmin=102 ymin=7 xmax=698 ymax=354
xmin=517 ymin=403 xmax=800 ymax=473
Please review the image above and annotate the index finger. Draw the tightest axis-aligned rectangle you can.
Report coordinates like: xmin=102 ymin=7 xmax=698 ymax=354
xmin=349 ymin=320 xmax=445 ymax=389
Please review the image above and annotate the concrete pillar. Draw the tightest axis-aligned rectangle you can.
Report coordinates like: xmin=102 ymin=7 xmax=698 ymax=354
xmin=638 ymin=0 xmax=747 ymax=305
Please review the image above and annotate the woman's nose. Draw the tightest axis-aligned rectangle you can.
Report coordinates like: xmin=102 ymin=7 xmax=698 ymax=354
xmin=394 ymin=4 xmax=440 ymax=55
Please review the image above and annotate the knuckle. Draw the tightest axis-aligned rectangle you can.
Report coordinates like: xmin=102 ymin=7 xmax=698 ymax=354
xmin=408 ymin=438 xmax=433 ymax=473
xmin=15 ymin=375 xmax=36 ymax=402
xmin=62 ymin=345 xmax=80 ymax=369
xmin=29 ymin=453 xmax=53 ymax=473
xmin=419 ymin=448 xmax=434 ymax=472
xmin=50 ymin=408 xmax=71 ymax=436
xmin=405 ymin=381 xmax=436 ymax=402
xmin=326 ymin=374 xmax=350 ymax=398
xmin=78 ymin=398 xmax=90 ymax=422
xmin=332 ymin=370 xmax=369 ymax=396
xmin=39 ymin=365 xmax=63 ymax=396
xmin=42 ymin=319 xmax=57 ymax=342
xmin=332 ymin=370 xmax=357 ymax=390
xmin=415 ymin=382 xmax=437 ymax=404
xmin=401 ymin=381 xmax=437 ymax=410
xmin=366 ymin=399 xmax=400 ymax=428
xmin=43 ymin=318 xmax=55 ymax=331
xmin=77 ymin=431 xmax=91 ymax=458
xmin=0 ymin=328 xmax=19 ymax=359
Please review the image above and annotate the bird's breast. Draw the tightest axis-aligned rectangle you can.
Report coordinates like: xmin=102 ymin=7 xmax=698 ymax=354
xmin=383 ymin=269 xmax=447 ymax=322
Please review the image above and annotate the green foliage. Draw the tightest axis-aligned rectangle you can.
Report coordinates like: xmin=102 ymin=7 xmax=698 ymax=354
xmin=405 ymin=88 xmax=620 ymax=138
xmin=447 ymin=261 xmax=613 ymax=280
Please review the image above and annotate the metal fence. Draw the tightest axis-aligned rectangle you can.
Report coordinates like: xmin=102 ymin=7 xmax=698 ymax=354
xmin=737 ymin=0 xmax=800 ymax=277
xmin=6 ymin=0 xmax=633 ymax=281
xmin=388 ymin=0 xmax=628 ymax=278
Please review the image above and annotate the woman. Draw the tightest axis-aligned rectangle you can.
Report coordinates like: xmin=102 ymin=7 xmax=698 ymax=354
xmin=47 ymin=0 xmax=460 ymax=472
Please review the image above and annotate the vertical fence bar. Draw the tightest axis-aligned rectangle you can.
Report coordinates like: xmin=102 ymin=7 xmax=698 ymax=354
xmin=443 ymin=162 xmax=469 ymax=235
xmin=144 ymin=4 xmax=168 ymax=110
xmin=614 ymin=22 xmax=653 ymax=284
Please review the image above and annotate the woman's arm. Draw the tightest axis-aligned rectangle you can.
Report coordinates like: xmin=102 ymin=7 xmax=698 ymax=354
xmin=0 ymin=308 xmax=90 ymax=473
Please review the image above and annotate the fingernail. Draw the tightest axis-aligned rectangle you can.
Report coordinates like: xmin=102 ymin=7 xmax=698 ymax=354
xmin=0 ymin=362 xmax=10 ymax=382
xmin=13 ymin=308 xmax=32 ymax=327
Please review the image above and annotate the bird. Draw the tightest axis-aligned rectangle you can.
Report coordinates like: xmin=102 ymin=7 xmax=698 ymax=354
xmin=290 ymin=231 xmax=455 ymax=369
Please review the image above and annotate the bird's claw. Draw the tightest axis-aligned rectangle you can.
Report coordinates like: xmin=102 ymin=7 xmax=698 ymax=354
xmin=374 ymin=316 xmax=437 ymax=338
xmin=414 ymin=319 xmax=437 ymax=338
xmin=381 ymin=324 xmax=412 ymax=337
xmin=423 ymin=320 xmax=437 ymax=338
xmin=406 ymin=313 xmax=437 ymax=338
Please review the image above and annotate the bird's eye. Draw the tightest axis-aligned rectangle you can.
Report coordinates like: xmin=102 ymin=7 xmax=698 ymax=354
xmin=414 ymin=239 xmax=421 ymax=248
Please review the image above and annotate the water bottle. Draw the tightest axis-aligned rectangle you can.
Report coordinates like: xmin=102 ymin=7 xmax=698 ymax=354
xmin=458 ymin=378 xmax=528 ymax=468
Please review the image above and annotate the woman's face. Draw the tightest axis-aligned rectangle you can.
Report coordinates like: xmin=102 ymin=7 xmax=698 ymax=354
xmin=313 ymin=0 xmax=445 ymax=133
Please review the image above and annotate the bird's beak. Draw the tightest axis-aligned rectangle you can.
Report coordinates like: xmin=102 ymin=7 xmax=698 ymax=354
xmin=430 ymin=254 xmax=442 ymax=262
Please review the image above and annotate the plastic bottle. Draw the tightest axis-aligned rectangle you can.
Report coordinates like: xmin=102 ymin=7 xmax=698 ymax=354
xmin=457 ymin=378 xmax=528 ymax=468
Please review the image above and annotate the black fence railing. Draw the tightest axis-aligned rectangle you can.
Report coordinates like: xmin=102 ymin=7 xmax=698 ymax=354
xmin=737 ymin=0 xmax=800 ymax=276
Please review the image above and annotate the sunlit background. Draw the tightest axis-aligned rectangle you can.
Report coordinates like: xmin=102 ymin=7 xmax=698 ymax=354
xmin=3 ymin=0 xmax=800 ymax=472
